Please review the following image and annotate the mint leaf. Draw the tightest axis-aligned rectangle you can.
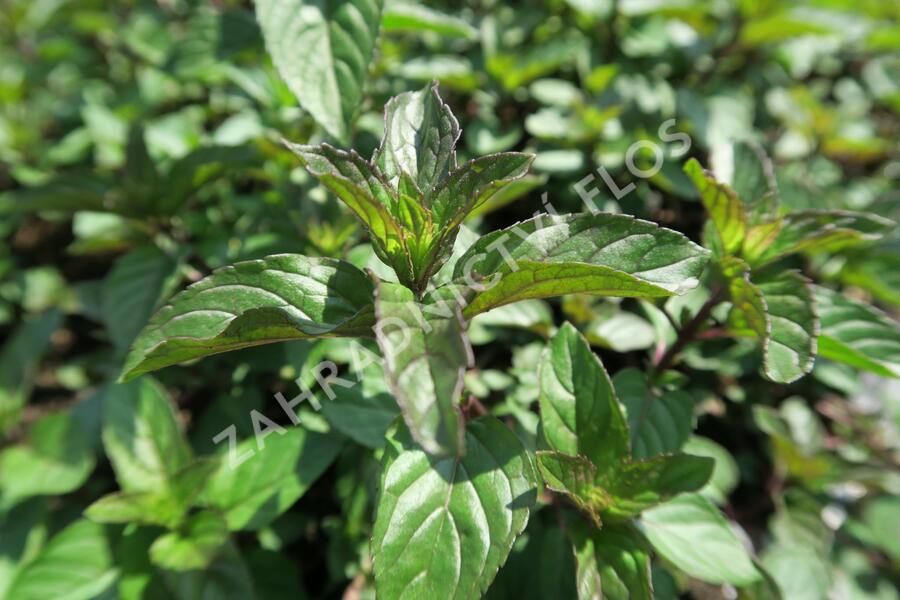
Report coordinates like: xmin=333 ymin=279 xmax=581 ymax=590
xmin=641 ymin=494 xmax=761 ymax=586
xmin=284 ymin=143 xmax=410 ymax=273
xmin=570 ymin=520 xmax=652 ymax=600
xmin=149 ymin=511 xmax=230 ymax=572
xmin=374 ymin=279 xmax=472 ymax=456
xmin=101 ymin=246 xmax=180 ymax=355
xmin=373 ymin=81 xmax=460 ymax=191
xmin=756 ymin=271 xmax=818 ymax=383
xmin=430 ymin=153 xmax=534 ymax=230
xmin=86 ymin=460 xmax=217 ymax=529
xmin=102 ymin=379 xmax=192 ymax=491
xmin=711 ymin=140 xmax=779 ymax=220
xmin=372 ymin=417 xmax=538 ymax=599
xmin=538 ymin=323 xmax=629 ymax=468
xmin=0 ymin=412 xmax=95 ymax=510
xmin=685 ymin=158 xmax=747 ymax=255
xmin=454 ymin=213 xmax=709 ymax=317
xmin=745 ymin=210 xmax=894 ymax=266
xmin=721 ymin=256 xmax=768 ymax=339
xmin=613 ymin=368 xmax=693 ymax=459
xmin=5 ymin=519 xmax=117 ymax=600
xmin=815 ymin=286 xmax=900 ymax=378
xmin=255 ymin=0 xmax=384 ymax=141
xmin=535 ymin=451 xmax=602 ymax=525
xmin=724 ymin=260 xmax=819 ymax=383
xmin=202 ymin=428 xmax=343 ymax=530
xmin=121 ymin=255 xmax=375 ymax=381
xmin=382 ymin=4 xmax=477 ymax=39
xmin=597 ymin=454 xmax=714 ymax=519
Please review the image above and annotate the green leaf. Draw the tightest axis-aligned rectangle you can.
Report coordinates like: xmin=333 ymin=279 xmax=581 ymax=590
xmin=374 ymin=279 xmax=472 ymax=456
xmin=372 ymin=417 xmax=538 ymax=599
xmin=320 ymin=384 xmax=399 ymax=448
xmin=0 ymin=310 xmax=62 ymax=433
xmin=202 ymin=428 xmax=343 ymax=530
xmin=535 ymin=451 xmax=602 ymax=526
xmin=382 ymin=3 xmax=477 ymax=39
xmin=721 ymin=257 xmax=768 ymax=339
xmin=641 ymin=494 xmax=761 ymax=586
xmin=597 ymin=454 xmax=714 ymax=519
xmin=101 ymin=246 xmax=180 ymax=355
xmin=682 ymin=436 xmax=739 ymax=505
xmin=285 ymin=143 xmax=419 ymax=284
xmin=0 ymin=412 xmax=95 ymax=510
xmin=159 ymin=540 xmax=256 ymax=600
xmin=814 ymin=285 xmax=900 ymax=378
xmin=685 ymin=158 xmax=747 ymax=255
xmin=161 ymin=145 xmax=258 ymax=215
xmin=613 ymin=368 xmax=693 ymax=459
xmin=570 ymin=520 xmax=652 ymax=600
xmin=373 ymin=81 xmax=460 ymax=191
xmin=102 ymin=379 xmax=192 ymax=492
xmin=85 ymin=459 xmax=217 ymax=529
xmin=756 ymin=271 xmax=818 ymax=383
xmin=724 ymin=261 xmax=819 ymax=383
xmin=711 ymin=140 xmax=779 ymax=220
xmin=149 ymin=511 xmax=230 ymax=572
xmin=429 ymin=153 xmax=534 ymax=230
xmin=255 ymin=0 xmax=384 ymax=141
xmin=454 ymin=213 xmax=709 ymax=317
xmin=5 ymin=519 xmax=118 ymax=600
xmin=745 ymin=210 xmax=894 ymax=266
xmin=0 ymin=173 xmax=109 ymax=215
xmin=121 ymin=254 xmax=375 ymax=381
xmin=538 ymin=322 xmax=629 ymax=468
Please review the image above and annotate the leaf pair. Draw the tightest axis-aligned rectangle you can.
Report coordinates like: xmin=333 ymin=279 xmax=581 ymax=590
xmin=0 ymin=126 xmax=256 ymax=218
xmin=86 ymin=379 xmax=226 ymax=571
xmin=686 ymin=149 xmax=893 ymax=267
xmin=686 ymin=148 xmax=893 ymax=383
xmin=535 ymin=323 xmax=714 ymax=525
xmin=371 ymin=209 xmax=711 ymax=456
xmin=287 ymin=82 xmax=533 ymax=294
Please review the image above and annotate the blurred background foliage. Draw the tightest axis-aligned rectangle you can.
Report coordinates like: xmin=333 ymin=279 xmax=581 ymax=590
xmin=0 ymin=0 xmax=899 ymax=598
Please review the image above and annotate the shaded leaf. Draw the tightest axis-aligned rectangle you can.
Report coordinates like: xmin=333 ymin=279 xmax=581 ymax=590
xmin=102 ymin=378 xmax=192 ymax=491
xmin=0 ymin=412 xmax=95 ymax=510
xmin=598 ymin=454 xmax=714 ymax=519
xmin=101 ymin=246 xmax=180 ymax=355
xmin=535 ymin=451 xmax=601 ymax=525
xmin=374 ymin=279 xmax=472 ymax=456
xmin=372 ymin=417 xmax=538 ymax=599
xmin=756 ymin=271 xmax=818 ymax=383
xmin=570 ymin=520 xmax=652 ymax=600
xmin=613 ymin=368 xmax=693 ymax=459
xmin=202 ymin=427 xmax=343 ymax=530
xmin=538 ymin=322 xmax=629 ymax=468
xmin=86 ymin=459 xmax=218 ymax=529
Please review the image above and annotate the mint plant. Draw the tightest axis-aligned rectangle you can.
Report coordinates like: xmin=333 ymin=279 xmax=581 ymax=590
xmin=4 ymin=1 xmax=900 ymax=598
xmin=119 ymin=83 xmax=713 ymax=596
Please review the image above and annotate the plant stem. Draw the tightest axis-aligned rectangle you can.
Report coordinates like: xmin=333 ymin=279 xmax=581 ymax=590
xmin=653 ymin=289 xmax=724 ymax=376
